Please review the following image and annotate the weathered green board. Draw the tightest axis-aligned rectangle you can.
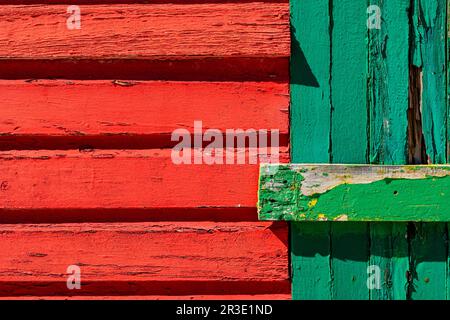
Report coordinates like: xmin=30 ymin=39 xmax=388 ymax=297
xmin=259 ymin=164 xmax=450 ymax=222
xmin=288 ymin=0 xmax=448 ymax=300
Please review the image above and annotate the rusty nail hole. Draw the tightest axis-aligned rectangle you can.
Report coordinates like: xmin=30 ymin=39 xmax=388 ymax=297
xmin=424 ymin=277 xmax=430 ymax=283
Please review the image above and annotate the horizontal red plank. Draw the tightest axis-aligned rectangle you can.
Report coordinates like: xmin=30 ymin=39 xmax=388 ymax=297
xmin=0 ymin=0 xmax=288 ymax=3
xmin=0 ymin=222 xmax=288 ymax=296
xmin=0 ymin=149 xmax=288 ymax=222
xmin=0 ymin=80 xmax=289 ymax=150
xmin=0 ymin=4 xmax=289 ymax=79
xmin=0 ymin=4 xmax=289 ymax=59
xmin=0 ymin=294 xmax=291 ymax=300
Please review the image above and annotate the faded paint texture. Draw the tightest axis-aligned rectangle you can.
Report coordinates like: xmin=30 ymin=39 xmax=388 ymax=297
xmin=289 ymin=0 xmax=448 ymax=300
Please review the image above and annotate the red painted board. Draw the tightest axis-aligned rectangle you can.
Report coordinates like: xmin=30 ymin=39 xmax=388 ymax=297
xmin=0 ymin=149 xmax=288 ymax=222
xmin=0 ymin=222 xmax=288 ymax=296
xmin=0 ymin=0 xmax=288 ymax=4
xmin=0 ymin=4 xmax=289 ymax=59
xmin=0 ymin=294 xmax=291 ymax=300
xmin=0 ymin=4 xmax=289 ymax=80
xmin=0 ymin=80 xmax=289 ymax=150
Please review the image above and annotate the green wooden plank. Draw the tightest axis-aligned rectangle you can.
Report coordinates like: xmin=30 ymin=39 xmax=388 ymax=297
xmin=290 ymin=0 xmax=331 ymax=164
xmin=291 ymin=222 xmax=332 ymax=300
xmin=290 ymin=0 xmax=333 ymax=300
xmin=408 ymin=223 xmax=447 ymax=300
xmin=330 ymin=0 xmax=368 ymax=164
xmin=330 ymin=222 xmax=369 ymax=300
xmin=448 ymin=0 xmax=450 ymax=301
xmin=329 ymin=0 xmax=370 ymax=300
xmin=369 ymin=223 xmax=409 ymax=300
xmin=288 ymin=0 xmax=448 ymax=300
xmin=369 ymin=0 xmax=409 ymax=164
xmin=259 ymin=164 xmax=450 ymax=222
xmin=411 ymin=0 xmax=447 ymax=164
xmin=368 ymin=0 xmax=411 ymax=300
xmin=408 ymin=0 xmax=448 ymax=300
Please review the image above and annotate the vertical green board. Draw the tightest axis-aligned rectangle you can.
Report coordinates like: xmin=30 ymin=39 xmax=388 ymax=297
xmin=448 ymin=0 xmax=450 ymax=301
xmin=329 ymin=0 xmax=369 ymax=300
xmin=290 ymin=0 xmax=332 ymax=300
xmin=290 ymin=0 xmax=331 ymax=163
xmin=412 ymin=0 xmax=447 ymax=164
xmin=290 ymin=0 xmax=370 ymax=300
xmin=409 ymin=223 xmax=447 ymax=299
xmin=291 ymin=223 xmax=332 ymax=299
xmin=409 ymin=0 xmax=448 ymax=300
xmin=368 ymin=0 xmax=410 ymax=300
xmin=369 ymin=224 xmax=409 ymax=300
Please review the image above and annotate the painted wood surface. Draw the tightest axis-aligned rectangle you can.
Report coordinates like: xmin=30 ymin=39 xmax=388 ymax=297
xmin=0 ymin=4 xmax=289 ymax=59
xmin=0 ymin=4 xmax=289 ymax=81
xmin=289 ymin=0 xmax=447 ymax=300
xmin=0 ymin=294 xmax=292 ymax=300
xmin=0 ymin=148 xmax=288 ymax=223
xmin=0 ymin=80 xmax=288 ymax=150
xmin=259 ymin=164 xmax=450 ymax=222
xmin=408 ymin=0 xmax=449 ymax=300
xmin=0 ymin=1 xmax=291 ymax=299
xmin=368 ymin=0 xmax=410 ymax=300
xmin=0 ymin=222 xmax=289 ymax=296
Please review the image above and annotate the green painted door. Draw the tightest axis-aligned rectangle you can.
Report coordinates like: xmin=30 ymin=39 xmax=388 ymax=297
xmin=289 ymin=0 xmax=448 ymax=299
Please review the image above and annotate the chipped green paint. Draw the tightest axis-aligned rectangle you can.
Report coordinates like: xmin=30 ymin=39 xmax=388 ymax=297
xmin=411 ymin=0 xmax=447 ymax=164
xmin=259 ymin=164 xmax=450 ymax=222
xmin=288 ymin=0 xmax=448 ymax=300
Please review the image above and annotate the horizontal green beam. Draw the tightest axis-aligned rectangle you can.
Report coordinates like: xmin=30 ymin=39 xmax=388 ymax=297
xmin=258 ymin=164 xmax=450 ymax=222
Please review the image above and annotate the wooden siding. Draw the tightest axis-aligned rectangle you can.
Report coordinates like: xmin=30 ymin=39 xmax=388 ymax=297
xmin=0 ymin=1 xmax=290 ymax=299
xmin=290 ymin=0 xmax=447 ymax=300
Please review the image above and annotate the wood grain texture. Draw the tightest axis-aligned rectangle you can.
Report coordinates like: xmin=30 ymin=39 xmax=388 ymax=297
xmin=0 ymin=4 xmax=289 ymax=80
xmin=0 ymin=1 xmax=291 ymax=300
xmin=411 ymin=0 xmax=447 ymax=164
xmin=0 ymin=294 xmax=292 ymax=300
xmin=369 ymin=0 xmax=410 ymax=164
xmin=289 ymin=0 xmax=449 ymax=300
xmin=0 ymin=148 xmax=288 ymax=223
xmin=259 ymin=164 xmax=450 ymax=222
xmin=408 ymin=223 xmax=447 ymax=300
xmin=327 ymin=0 xmax=370 ymax=299
xmin=0 ymin=4 xmax=289 ymax=60
xmin=0 ymin=80 xmax=288 ymax=150
xmin=0 ymin=222 xmax=289 ymax=296
xmin=408 ymin=0 xmax=448 ymax=300
xmin=289 ymin=0 xmax=332 ymax=300
xmin=0 ymin=0 xmax=288 ymax=3
xmin=330 ymin=0 xmax=367 ymax=164
xmin=290 ymin=0 xmax=331 ymax=163
xmin=368 ymin=0 xmax=410 ymax=300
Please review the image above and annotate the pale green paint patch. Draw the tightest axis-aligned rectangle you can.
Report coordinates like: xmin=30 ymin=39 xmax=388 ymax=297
xmin=259 ymin=164 xmax=450 ymax=222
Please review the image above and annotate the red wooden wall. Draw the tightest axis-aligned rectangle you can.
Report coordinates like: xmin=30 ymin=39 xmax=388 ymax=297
xmin=0 ymin=1 xmax=290 ymax=299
